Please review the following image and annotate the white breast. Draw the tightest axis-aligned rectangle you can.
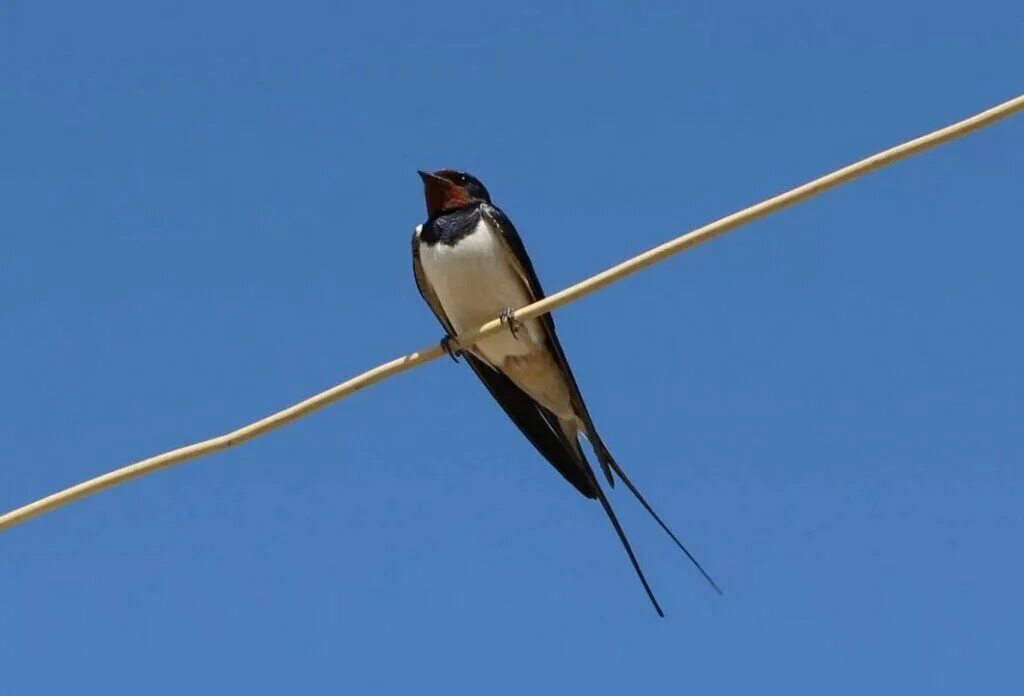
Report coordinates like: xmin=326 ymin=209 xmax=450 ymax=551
xmin=419 ymin=218 xmax=542 ymax=363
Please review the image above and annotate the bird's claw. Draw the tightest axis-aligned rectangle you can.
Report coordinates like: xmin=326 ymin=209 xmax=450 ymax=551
xmin=499 ymin=307 xmax=522 ymax=340
xmin=440 ymin=335 xmax=462 ymax=363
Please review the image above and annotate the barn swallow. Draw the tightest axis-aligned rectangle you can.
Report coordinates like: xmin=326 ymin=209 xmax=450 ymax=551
xmin=411 ymin=169 xmax=720 ymax=615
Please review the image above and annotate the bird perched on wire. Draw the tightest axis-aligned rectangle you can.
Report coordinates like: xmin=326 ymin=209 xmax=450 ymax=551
xmin=411 ymin=169 xmax=720 ymax=615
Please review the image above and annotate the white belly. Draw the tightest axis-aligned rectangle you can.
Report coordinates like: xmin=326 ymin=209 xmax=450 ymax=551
xmin=419 ymin=219 xmax=544 ymax=365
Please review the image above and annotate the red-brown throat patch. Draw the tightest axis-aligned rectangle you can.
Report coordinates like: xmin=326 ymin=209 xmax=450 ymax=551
xmin=421 ymin=172 xmax=473 ymax=217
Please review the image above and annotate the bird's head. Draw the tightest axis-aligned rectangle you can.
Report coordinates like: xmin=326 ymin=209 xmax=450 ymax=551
xmin=418 ymin=169 xmax=491 ymax=217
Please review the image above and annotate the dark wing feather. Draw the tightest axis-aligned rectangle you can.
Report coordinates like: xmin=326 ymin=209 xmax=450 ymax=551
xmin=480 ymin=205 xmax=614 ymax=485
xmin=463 ymin=354 xmax=597 ymax=498
xmin=479 ymin=210 xmax=723 ymax=597
xmin=412 ymin=225 xmax=597 ymax=499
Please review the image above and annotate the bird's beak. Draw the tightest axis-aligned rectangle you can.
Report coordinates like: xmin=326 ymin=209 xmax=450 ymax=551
xmin=417 ymin=170 xmax=444 ymax=185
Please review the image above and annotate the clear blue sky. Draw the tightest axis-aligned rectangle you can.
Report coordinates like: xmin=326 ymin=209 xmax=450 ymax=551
xmin=2 ymin=2 xmax=1022 ymax=693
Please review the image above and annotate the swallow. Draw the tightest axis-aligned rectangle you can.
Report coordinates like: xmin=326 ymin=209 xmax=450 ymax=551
xmin=411 ymin=169 xmax=720 ymax=615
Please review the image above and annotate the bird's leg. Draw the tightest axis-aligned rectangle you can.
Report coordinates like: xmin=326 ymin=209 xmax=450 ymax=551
xmin=499 ymin=307 xmax=522 ymax=340
xmin=440 ymin=334 xmax=462 ymax=363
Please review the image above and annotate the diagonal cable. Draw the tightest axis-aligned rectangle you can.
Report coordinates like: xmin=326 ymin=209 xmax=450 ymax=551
xmin=2 ymin=94 xmax=1022 ymax=532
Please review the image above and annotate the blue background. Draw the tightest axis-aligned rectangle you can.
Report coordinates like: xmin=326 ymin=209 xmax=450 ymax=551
xmin=2 ymin=2 xmax=1022 ymax=693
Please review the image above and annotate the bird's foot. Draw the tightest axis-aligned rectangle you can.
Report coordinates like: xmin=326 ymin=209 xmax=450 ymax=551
xmin=440 ymin=334 xmax=462 ymax=363
xmin=499 ymin=307 xmax=522 ymax=340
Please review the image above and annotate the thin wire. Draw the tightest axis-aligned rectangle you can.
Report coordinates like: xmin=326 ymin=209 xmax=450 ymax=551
xmin=2 ymin=94 xmax=1022 ymax=533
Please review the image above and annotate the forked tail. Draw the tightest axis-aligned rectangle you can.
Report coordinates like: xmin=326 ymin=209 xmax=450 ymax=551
xmin=589 ymin=430 xmax=723 ymax=596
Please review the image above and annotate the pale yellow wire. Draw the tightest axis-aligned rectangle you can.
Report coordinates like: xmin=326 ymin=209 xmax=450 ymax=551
xmin=3 ymin=94 xmax=1023 ymax=533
